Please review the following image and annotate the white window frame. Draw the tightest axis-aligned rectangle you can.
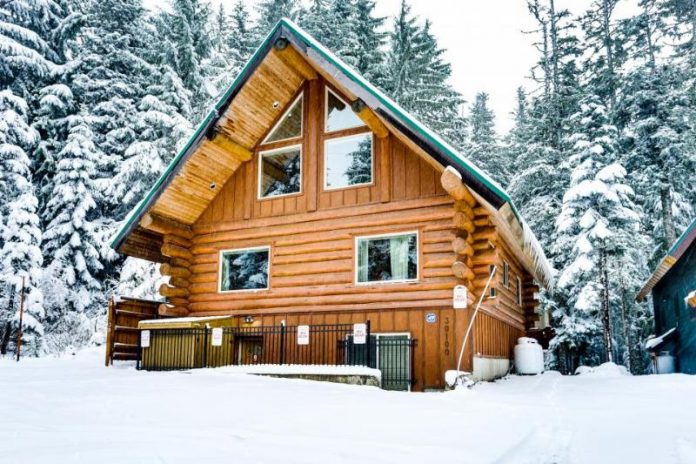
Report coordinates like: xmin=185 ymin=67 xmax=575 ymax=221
xmin=257 ymin=144 xmax=303 ymax=200
xmin=324 ymin=87 xmax=366 ymax=133
xmin=218 ymin=246 xmax=271 ymax=293
xmin=354 ymin=231 xmax=419 ymax=285
xmin=503 ymin=261 xmax=510 ymax=288
xmin=323 ymin=132 xmax=374 ymax=191
xmin=261 ymin=92 xmax=303 ymax=145
xmin=517 ymin=276 xmax=523 ymax=305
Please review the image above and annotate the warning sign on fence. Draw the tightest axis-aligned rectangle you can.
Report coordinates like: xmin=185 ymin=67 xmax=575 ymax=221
xmin=211 ymin=327 xmax=223 ymax=346
xmin=353 ymin=323 xmax=367 ymax=344
xmin=297 ymin=325 xmax=310 ymax=345
xmin=141 ymin=330 xmax=150 ymax=348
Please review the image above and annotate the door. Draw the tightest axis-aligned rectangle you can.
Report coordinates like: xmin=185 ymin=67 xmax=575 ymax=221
xmin=376 ymin=334 xmax=411 ymax=391
xmin=236 ymin=336 xmax=264 ymax=364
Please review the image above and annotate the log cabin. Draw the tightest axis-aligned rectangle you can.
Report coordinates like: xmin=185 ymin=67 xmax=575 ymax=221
xmin=110 ymin=19 xmax=554 ymax=391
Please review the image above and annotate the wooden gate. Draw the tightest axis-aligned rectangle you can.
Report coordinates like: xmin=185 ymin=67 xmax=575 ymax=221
xmin=105 ymin=296 xmax=164 ymax=365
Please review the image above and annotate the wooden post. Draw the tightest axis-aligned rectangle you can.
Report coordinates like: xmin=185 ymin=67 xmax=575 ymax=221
xmin=15 ymin=276 xmax=25 ymax=362
xmin=105 ymin=296 xmax=115 ymax=367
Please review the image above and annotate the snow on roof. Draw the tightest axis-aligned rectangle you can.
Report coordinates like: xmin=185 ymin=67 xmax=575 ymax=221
xmin=645 ymin=327 xmax=676 ymax=351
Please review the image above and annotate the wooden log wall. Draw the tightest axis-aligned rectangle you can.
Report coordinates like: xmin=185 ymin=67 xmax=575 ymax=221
xmin=105 ymin=296 xmax=162 ymax=365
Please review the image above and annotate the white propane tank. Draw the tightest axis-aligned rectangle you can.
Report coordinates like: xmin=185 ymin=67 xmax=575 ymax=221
xmin=514 ymin=337 xmax=544 ymax=375
xmin=655 ymin=351 xmax=676 ymax=374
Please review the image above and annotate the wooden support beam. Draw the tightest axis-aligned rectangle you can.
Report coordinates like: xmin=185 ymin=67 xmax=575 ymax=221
xmin=160 ymin=263 xmax=191 ymax=279
xmin=273 ymin=38 xmax=318 ymax=81
xmin=453 ymin=211 xmax=476 ymax=233
xmin=159 ymin=284 xmax=189 ymax=298
xmin=452 ymin=237 xmax=474 ymax=257
xmin=169 ymin=277 xmax=190 ymax=288
xmin=440 ymin=166 xmax=477 ymax=207
xmin=351 ymin=99 xmax=389 ymax=139
xmin=205 ymin=129 xmax=253 ymax=162
xmin=161 ymin=243 xmax=193 ymax=261
xmin=158 ymin=304 xmax=189 ymax=317
xmin=452 ymin=261 xmax=475 ymax=281
xmin=140 ymin=213 xmax=193 ymax=239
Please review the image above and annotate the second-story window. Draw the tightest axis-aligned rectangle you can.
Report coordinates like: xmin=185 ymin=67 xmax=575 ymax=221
xmin=323 ymin=87 xmax=373 ymax=190
xmin=258 ymin=145 xmax=302 ymax=198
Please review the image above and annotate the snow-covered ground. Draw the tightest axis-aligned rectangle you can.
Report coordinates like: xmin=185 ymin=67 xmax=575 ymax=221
xmin=1 ymin=349 xmax=695 ymax=463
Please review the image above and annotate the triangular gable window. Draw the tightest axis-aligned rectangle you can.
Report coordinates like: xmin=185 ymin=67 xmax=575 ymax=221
xmin=263 ymin=93 xmax=303 ymax=144
xmin=325 ymin=88 xmax=365 ymax=133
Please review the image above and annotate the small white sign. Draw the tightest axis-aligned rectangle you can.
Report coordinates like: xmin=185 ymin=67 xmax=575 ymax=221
xmin=353 ymin=323 xmax=367 ymax=345
xmin=453 ymin=285 xmax=468 ymax=309
xmin=141 ymin=330 xmax=150 ymax=348
xmin=297 ymin=325 xmax=310 ymax=345
xmin=211 ymin=327 xmax=223 ymax=346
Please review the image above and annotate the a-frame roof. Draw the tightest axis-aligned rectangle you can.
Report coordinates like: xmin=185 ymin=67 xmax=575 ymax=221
xmin=111 ymin=18 xmax=554 ymax=288
xmin=637 ymin=217 xmax=696 ymax=301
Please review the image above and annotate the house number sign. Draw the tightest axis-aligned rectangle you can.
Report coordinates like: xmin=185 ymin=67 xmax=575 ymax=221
xmin=297 ymin=325 xmax=310 ymax=345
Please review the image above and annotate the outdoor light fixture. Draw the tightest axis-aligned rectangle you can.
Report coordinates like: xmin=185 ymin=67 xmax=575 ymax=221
xmin=272 ymin=101 xmax=280 ymax=109
xmin=244 ymin=316 xmax=254 ymax=324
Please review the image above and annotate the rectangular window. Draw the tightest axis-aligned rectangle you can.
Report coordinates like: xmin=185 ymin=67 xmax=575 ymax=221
xmin=219 ymin=247 xmax=270 ymax=292
xmin=258 ymin=145 xmax=302 ymax=198
xmin=517 ymin=276 xmax=523 ymax=305
xmin=503 ymin=261 xmax=510 ymax=288
xmin=489 ymin=287 xmax=497 ymax=299
xmin=324 ymin=133 xmax=373 ymax=190
xmin=356 ymin=232 xmax=418 ymax=284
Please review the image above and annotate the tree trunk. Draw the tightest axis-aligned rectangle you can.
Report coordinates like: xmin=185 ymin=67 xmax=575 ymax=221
xmin=600 ymin=246 xmax=613 ymax=363
xmin=660 ymin=186 xmax=677 ymax=247
xmin=601 ymin=0 xmax=616 ymax=109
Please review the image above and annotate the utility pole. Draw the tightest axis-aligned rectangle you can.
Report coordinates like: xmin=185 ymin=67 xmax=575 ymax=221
xmin=16 ymin=276 xmax=25 ymax=362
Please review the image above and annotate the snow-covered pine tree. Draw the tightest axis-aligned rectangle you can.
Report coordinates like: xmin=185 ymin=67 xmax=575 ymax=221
xmin=465 ymin=92 xmax=506 ymax=184
xmin=353 ymin=0 xmax=387 ymax=83
xmin=254 ymin=0 xmax=298 ymax=40
xmin=301 ymin=0 xmax=333 ymax=44
xmin=553 ymin=95 xmax=643 ymax=370
xmin=42 ymin=116 xmax=110 ymax=336
xmin=620 ymin=1 xmax=696 ymax=260
xmin=0 ymin=91 xmax=45 ymax=356
xmin=227 ymin=0 xmax=256 ymax=72
xmin=155 ymin=0 xmax=215 ymax=116
xmin=0 ymin=0 xmax=63 ymax=355
xmin=384 ymin=1 xmax=465 ymax=148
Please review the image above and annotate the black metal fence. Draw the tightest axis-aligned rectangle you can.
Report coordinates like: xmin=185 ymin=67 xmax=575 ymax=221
xmin=137 ymin=322 xmax=416 ymax=390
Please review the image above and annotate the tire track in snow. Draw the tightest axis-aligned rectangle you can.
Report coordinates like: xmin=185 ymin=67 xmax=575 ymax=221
xmin=493 ymin=374 xmax=573 ymax=464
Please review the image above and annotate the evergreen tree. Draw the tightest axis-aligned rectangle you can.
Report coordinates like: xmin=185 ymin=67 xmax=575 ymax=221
xmin=466 ymin=92 xmax=506 ymax=184
xmin=227 ymin=0 xmax=256 ymax=70
xmin=553 ymin=96 xmax=642 ymax=369
xmin=353 ymin=0 xmax=387 ymax=82
xmin=384 ymin=1 xmax=465 ymax=147
xmin=254 ymin=0 xmax=298 ymax=40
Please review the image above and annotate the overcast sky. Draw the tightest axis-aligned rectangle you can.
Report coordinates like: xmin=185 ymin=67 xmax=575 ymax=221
xmin=147 ymin=0 xmax=639 ymax=133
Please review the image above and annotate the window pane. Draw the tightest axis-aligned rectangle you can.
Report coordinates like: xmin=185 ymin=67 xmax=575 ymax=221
xmin=326 ymin=89 xmax=364 ymax=132
xmin=264 ymin=94 xmax=302 ymax=143
xmin=260 ymin=147 xmax=301 ymax=198
xmin=357 ymin=233 xmax=417 ymax=283
xmin=220 ymin=248 xmax=269 ymax=291
xmin=325 ymin=134 xmax=372 ymax=189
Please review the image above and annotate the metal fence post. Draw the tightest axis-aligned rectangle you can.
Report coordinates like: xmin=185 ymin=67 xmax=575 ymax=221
xmin=203 ymin=327 xmax=209 ymax=368
xmin=365 ymin=320 xmax=371 ymax=368
xmin=136 ymin=329 xmax=141 ymax=371
xmin=279 ymin=322 xmax=286 ymax=365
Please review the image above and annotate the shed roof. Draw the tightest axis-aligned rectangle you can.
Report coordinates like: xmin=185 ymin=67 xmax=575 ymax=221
xmin=637 ymin=217 xmax=696 ymax=301
xmin=110 ymin=18 xmax=554 ymax=288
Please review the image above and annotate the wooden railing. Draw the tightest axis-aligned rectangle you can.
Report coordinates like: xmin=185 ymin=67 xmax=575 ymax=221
xmin=105 ymin=296 xmax=165 ymax=366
